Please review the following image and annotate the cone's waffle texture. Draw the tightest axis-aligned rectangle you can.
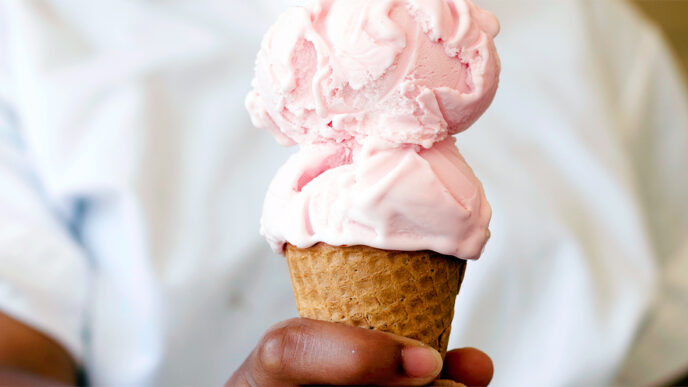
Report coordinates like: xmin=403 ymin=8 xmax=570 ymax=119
xmin=285 ymin=243 xmax=467 ymax=355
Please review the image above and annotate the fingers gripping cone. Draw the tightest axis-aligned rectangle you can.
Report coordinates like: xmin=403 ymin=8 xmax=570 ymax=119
xmin=285 ymin=243 xmax=467 ymax=356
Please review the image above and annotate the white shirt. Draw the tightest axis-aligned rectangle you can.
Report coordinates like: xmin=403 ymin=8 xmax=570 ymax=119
xmin=0 ymin=1 xmax=686 ymax=386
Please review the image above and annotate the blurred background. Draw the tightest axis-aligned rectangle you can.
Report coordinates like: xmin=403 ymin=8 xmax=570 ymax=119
xmin=633 ymin=0 xmax=688 ymax=76
xmin=616 ymin=2 xmax=688 ymax=385
xmin=633 ymin=0 xmax=688 ymax=379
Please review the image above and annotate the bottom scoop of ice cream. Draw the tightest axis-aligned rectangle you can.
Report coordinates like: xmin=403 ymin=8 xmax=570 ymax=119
xmin=261 ymin=138 xmax=491 ymax=260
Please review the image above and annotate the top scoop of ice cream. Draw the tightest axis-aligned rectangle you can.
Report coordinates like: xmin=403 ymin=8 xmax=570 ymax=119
xmin=246 ymin=0 xmax=500 ymax=148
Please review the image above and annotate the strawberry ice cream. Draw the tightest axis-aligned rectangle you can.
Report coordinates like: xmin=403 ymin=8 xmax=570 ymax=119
xmin=247 ymin=0 xmax=500 ymax=260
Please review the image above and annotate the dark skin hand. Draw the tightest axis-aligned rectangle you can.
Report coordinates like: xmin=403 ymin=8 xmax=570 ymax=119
xmin=0 ymin=313 xmax=493 ymax=387
xmin=227 ymin=318 xmax=493 ymax=387
xmin=0 ymin=312 xmax=77 ymax=386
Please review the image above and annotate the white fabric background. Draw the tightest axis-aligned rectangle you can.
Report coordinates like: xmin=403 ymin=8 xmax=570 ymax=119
xmin=0 ymin=0 xmax=686 ymax=386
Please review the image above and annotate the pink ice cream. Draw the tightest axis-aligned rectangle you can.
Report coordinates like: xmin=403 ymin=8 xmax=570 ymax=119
xmin=248 ymin=0 xmax=500 ymax=260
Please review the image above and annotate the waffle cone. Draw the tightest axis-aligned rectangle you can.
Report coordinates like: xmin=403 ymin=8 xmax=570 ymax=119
xmin=285 ymin=243 xmax=467 ymax=355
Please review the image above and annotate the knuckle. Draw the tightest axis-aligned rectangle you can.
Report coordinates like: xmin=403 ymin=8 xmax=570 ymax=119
xmin=256 ymin=319 xmax=310 ymax=377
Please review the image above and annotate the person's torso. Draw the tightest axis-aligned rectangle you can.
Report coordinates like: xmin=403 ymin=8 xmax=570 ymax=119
xmin=2 ymin=0 xmax=660 ymax=385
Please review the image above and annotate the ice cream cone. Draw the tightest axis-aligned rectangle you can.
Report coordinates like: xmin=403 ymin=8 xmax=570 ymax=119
xmin=285 ymin=243 xmax=467 ymax=356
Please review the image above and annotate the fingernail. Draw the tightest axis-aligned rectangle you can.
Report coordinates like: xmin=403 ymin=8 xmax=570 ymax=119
xmin=401 ymin=346 xmax=443 ymax=379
